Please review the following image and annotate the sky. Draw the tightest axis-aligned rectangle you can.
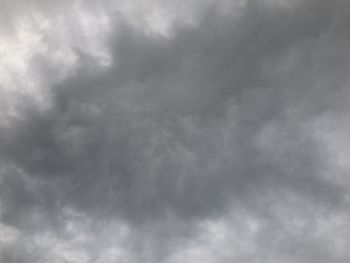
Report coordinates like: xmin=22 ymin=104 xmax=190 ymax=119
xmin=1 ymin=0 xmax=350 ymax=262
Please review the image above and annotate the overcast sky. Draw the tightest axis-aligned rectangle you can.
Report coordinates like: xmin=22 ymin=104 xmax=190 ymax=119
xmin=1 ymin=0 xmax=350 ymax=262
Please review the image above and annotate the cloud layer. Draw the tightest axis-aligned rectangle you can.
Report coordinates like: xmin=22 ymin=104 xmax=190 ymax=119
xmin=1 ymin=0 xmax=350 ymax=262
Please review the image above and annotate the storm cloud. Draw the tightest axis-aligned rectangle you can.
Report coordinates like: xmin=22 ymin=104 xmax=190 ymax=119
xmin=1 ymin=0 xmax=350 ymax=262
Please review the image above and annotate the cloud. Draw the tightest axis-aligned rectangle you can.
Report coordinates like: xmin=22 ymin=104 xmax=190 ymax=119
xmin=1 ymin=0 xmax=350 ymax=262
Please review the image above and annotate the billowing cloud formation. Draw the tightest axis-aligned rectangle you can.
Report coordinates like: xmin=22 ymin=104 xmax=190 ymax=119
xmin=1 ymin=0 xmax=350 ymax=262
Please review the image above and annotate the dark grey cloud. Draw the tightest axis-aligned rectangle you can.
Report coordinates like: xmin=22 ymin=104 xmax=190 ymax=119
xmin=1 ymin=0 xmax=350 ymax=262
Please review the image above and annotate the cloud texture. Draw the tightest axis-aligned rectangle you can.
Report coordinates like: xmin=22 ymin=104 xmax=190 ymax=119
xmin=1 ymin=0 xmax=350 ymax=262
